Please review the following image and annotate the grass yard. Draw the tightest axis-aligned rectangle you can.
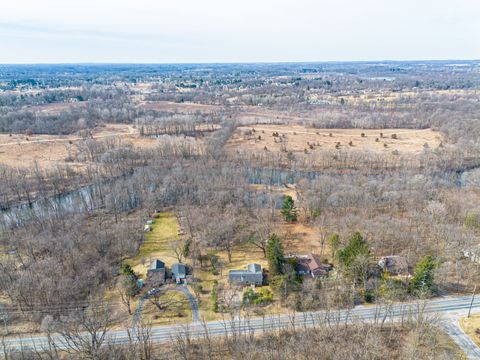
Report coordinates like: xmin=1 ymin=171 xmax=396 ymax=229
xmin=128 ymin=212 xmax=181 ymax=279
xmin=192 ymin=216 xmax=328 ymax=321
xmin=122 ymin=208 xmax=329 ymax=323
xmin=140 ymin=290 xmax=192 ymax=326
xmin=460 ymin=313 xmax=480 ymax=347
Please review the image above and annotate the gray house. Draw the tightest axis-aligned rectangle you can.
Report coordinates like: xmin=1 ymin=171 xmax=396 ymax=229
xmin=228 ymin=263 xmax=263 ymax=286
xmin=147 ymin=259 xmax=166 ymax=286
xmin=172 ymin=263 xmax=187 ymax=283
xmin=378 ymin=256 xmax=408 ymax=275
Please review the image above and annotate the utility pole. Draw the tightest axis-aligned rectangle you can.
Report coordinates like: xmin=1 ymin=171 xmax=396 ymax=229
xmin=468 ymin=284 xmax=477 ymax=318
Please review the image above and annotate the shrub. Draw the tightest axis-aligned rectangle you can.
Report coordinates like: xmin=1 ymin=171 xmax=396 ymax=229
xmin=242 ymin=288 xmax=273 ymax=307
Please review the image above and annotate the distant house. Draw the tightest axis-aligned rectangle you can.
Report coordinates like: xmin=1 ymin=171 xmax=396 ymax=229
xmin=172 ymin=263 xmax=187 ymax=283
xmin=463 ymin=245 xmax=480 ymax=263
xmin=228 ymin=264 xmax=263 ymax=286
xmin=289 ymin=253 xmax=332 ymax=278
xmin=378 ymin=256 xmax=408 ymax=275
xmin=147 ymin=259 xmax=166 ymax=286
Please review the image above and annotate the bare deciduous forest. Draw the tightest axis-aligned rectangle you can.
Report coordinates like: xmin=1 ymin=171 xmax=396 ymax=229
xmin=1 ymin=61 xmax=480 ymax=359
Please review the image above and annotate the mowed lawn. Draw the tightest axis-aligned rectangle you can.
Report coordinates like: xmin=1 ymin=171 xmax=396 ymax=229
xmin=128 ymin=212 xmax=181 ymax=279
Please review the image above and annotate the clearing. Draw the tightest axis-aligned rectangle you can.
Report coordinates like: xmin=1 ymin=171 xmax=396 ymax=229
xmin=127 ymin=212 xmax=181 ymax=277
xmin=0 ymin=124 xmax=158 ymax=169
xmin=228 ymin=125 xmax=443 ymax=155
xmin=124 ymin=208 xmax=329 ymax=323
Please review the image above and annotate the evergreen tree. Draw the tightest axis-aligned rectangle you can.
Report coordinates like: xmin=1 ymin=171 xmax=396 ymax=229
xmin=337 ymin=232 xmax=372 ymax=284
xmin=281 ymin=195 xmax=298 ymax=222
xmin=409 ymin=255 xmax=438 ymax=294
xmin=328 ymin=233 xmax=340 ymax=258
xmin=266 ymin=233 xmax=285 ymax=276
xmin=337 ymin=232 xmax=370 ymax=268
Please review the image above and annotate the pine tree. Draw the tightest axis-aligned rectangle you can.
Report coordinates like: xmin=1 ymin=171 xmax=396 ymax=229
xmin=266 ymin=233 xmax=285 ymax=276
xmin=281 ymin=195 xmax=298 ymax=222
xmin=337 ymin=232 xmax=370 ymax=268
xmin=409 ymin=255 xmax=438 ymax=294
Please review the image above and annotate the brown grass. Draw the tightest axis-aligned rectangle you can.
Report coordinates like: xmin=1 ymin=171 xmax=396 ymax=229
xmin=228 ymin=125 xmax=443 ymax=155
xmin=0 ymin=124 xmax=159 ymax=169
xmin=141 ymin=101 xmax=220 ymax=114
xmin=460 ymin=313 xmax=480 ymax=347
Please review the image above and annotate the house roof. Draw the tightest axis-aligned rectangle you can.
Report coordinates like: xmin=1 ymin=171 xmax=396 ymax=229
xmin=295 ymin=254 xmax=331 ymax=276
xmin=247 ymin=263 xmax=262 ymax=273
xmin=229 ymin=264 xmax=262 ymax=276
xmin=378 ymin=256 xmax=408 ymax=272
xmin=172 ymin=263 xmax=186 ymax=276
xmin=150 ymin=259 xmax=165 ymax=270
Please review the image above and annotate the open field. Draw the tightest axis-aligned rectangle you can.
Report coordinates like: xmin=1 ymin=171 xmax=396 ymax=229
xmin=0 ymin=124 xmax=159 ymax=169
xmin=228 ymin=125 xmax=443 ymax=155
xmin=309 ymin=89 xmax=480 ymax=105
xmin=27 ymin=101 xmax=87 ymax=115
xmin=141 ymin=101 xmax=220 ymax=113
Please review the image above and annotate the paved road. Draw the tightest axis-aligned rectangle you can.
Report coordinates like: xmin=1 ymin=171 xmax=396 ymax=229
xmin=3 ymin=295 xmax=480 ymax=357
xmin=441 ymin=319 xmax=480 ymax=359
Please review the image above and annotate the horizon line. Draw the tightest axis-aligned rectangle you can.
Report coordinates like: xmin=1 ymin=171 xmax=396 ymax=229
xmin=1 ymin=59 xmax=479 ymax=66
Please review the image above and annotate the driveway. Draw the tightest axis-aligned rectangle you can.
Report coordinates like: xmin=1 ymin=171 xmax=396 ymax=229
xmin=133 ymin=284 xmax=199 ymax=327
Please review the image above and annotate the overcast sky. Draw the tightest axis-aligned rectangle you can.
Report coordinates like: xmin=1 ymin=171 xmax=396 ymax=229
xmin=1 ymin=0 xmax=479 ymax=63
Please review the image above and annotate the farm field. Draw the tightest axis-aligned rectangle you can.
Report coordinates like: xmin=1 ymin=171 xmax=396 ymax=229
xmin=228 ymin=125 xmax=444 ymax=155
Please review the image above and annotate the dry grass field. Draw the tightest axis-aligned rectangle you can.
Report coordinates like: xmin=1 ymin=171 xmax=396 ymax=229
xmin=460 ymin=314 xmax=480 ymax=347
xmin=141 ymin=101 xmax=220 ymax=113
xmin=228 ymin=125 xmax=443 ymax=155
xmin=0 ymin=124 xmax=159 ymax=169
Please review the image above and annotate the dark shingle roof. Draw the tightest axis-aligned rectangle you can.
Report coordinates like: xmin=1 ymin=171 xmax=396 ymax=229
xmin=150 ymin=259 xmax=165 ymax=270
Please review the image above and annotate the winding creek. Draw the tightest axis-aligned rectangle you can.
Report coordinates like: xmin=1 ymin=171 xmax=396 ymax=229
xmin=1 ymin=166 xmax=479 ymax=228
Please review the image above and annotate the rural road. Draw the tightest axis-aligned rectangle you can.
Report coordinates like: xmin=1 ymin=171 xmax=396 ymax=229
xmin=3 ymin=295 xmax=480 ymax=358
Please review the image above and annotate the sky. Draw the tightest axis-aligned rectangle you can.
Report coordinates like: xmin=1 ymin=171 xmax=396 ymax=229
xmin=0 ymin=0 xmax=479 ymax=63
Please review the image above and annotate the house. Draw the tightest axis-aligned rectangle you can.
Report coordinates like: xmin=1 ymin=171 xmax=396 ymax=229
xmin=228 ymin=263 xmax=263 ymax=286
xmin=289 ymin=253 xmax=332 ymax=278
xmin=378 ymin=256 xmax=408 ymax=275
xmin=147 ymin=259 xmax=166 ymax=286
xmin=463 ymin=245 xmax=480 ymax=263
xmin=172 ymin=263 xmax=187 ymax=283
